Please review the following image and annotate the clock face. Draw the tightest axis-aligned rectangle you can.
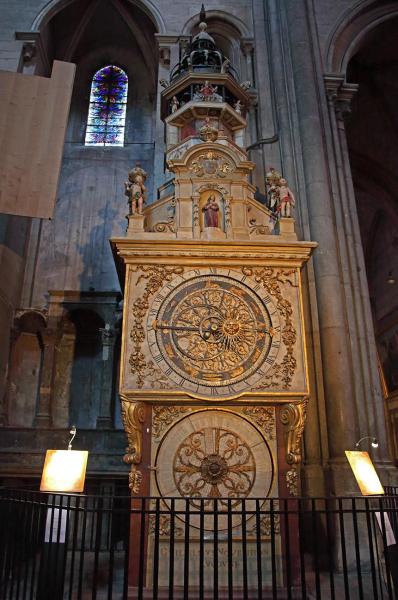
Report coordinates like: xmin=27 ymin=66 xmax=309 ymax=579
xmin=147 ymin=268 xmax=281 ymax=397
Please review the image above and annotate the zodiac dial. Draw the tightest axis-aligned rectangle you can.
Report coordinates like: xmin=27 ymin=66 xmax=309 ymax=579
xmin=146 ymin=269 xmax=281 ymax=397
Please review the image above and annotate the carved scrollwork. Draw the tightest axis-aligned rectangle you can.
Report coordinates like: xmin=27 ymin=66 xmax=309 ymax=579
xmin=242 ymin=407 xmax=275 ymax=440
xmin=152 ymin=219 xmax=175 ymax=233
xmin=152 ymin=406 xmax=189 ymax=440
xmin=128 ymin=469 xmax=143 ymax=495
xmin=248 ymin=508 xmax=281 ymax=538
xmin=129 ymin=265 xmax=184 ymax=387
xmin=242 ymin=267 xmax=298 ymax=389
xmin=149 ymin=514 xmax=184 ymax=537
xmin=249 ymin=218 xmax=270 ymax=235
xmin=121 ymin=398 xmax=146 ymax=465
xmin=280 ymin=397 xmax=309 ymax=464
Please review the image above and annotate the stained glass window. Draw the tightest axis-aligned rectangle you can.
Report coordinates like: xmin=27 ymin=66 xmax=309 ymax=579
xmin=85 ymin=65 xmax=128 ymax=146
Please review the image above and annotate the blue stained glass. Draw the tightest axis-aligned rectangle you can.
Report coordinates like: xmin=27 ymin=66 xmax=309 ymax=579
xmin=85 ymin=65 xmax=128 ymax=146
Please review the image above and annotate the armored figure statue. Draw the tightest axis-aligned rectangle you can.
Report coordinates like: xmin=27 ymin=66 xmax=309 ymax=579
xmin=265 ymin=167 xmax=295 ymax=218
xmin=124 ymin=165 xmax=147 ymax=215
xmin=278 ymin=177 xmax=295 ymax=217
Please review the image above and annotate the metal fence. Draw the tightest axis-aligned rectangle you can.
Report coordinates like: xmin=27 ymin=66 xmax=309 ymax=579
xmin=1 ymin=488 xmax=398 ymax=599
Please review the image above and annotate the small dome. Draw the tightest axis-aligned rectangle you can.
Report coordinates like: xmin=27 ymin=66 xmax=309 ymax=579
xmin=192 ymin=22 xmax=215 ymax=46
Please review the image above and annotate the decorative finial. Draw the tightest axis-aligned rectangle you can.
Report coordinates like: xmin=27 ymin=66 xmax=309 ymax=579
xmin=200 ymin=3 xmax=206 ymax=22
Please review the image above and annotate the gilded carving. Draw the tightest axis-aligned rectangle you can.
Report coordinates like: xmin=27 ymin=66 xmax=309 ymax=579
xmin=280 ymin=397 xmax=309 ymax=464
xmin=286 ymin=467 xmax=299 ymax=496
xmin=129 ymin=265 xmax=184 ymax=387
xmin=242 ymin=407 xmax=275 ymax=440
xmin=248 ymin=510 xmax=281 ymax=538
xmin=152 ymin=406 xmax=190 ymax=440
xmin=242 ymin=267 xmax=297 ymax=389
xmin=173 ymin=427 xmax=255 ymax=505
xmin=189 ymin=151 xmax=234 ymax=178
xmin=121 ymin=398 xmax=146 ymax=494
xmin=149 ymin=514 xmax=184 ymax=537
xmin=128 ymin=468 xmax=143 ymax=495
xmin=121 ymin=398 xmax=146 ymax=464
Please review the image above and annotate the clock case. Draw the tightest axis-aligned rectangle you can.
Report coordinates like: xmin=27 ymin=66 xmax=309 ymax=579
xmin=111 ymin=238 xmax=315 ymax=500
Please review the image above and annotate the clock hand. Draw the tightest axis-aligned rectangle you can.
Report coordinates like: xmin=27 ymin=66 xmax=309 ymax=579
xmin=152 ymin=320 xmax=200 ymax=332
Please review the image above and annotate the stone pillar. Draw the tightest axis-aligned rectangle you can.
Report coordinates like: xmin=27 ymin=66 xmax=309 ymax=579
xmin=153 ymin=35 xmax=180 ymax=198
xmin=35 ymin=325 xmax=59 ymax=427
xmin=283 ymin=0 xmax=361 ymax=493
xmin=96 ymin=325 xmax=117 ymax=429
xmin=324 ymin=76 xmax=391 ymax=466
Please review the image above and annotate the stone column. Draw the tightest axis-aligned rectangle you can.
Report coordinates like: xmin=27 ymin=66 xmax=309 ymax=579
xmin=96 ymin=325 xmax=117 ymax=429
xmin=35 ymin=325 xmax=59 ymax=427
xmin=324 ymin=76 xmax=391 ymax=465
xmin=153 ymin=35 xmax=180 ymax=198
xmin=282 ymin=0 xmax=361 ymax=494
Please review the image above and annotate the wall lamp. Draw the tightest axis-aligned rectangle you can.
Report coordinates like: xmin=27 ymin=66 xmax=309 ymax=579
xmin=40 ymin=426 xmax=88 ymax=493
xmin=355 ymin=436 xmax=379 ymax=449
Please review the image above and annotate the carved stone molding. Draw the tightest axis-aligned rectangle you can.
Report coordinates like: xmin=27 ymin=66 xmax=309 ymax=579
xmin=120 ymin=398 xmax=146 ymax=465
xmin=280 ymin=397 xmax=309 ymax=464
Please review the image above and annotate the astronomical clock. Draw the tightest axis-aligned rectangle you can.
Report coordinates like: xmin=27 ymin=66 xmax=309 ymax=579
xmin=111 ymin=17 xmax=315 ymax=590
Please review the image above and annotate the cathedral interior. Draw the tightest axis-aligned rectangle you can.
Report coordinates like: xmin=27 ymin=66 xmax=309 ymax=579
xmin=1 ymin=0 xmax=398 ymax=597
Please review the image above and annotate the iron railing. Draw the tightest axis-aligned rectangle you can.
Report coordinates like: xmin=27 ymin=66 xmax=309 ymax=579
xmin=1 ymin=488 xmax=398 ymax=599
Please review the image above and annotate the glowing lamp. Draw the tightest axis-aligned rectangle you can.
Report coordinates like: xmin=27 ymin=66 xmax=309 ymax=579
xmin=345 ymin=450 xmax=384 ymax=496
xmin=40 ymin=426 xmax=88 ymax=493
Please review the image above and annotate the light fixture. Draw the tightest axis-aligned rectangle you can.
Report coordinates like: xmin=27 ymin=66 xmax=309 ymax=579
xmin=40 ymin=426 xmax=88 ymax=493
xmin=355 ymin=436 xmax=378 ymax=449
xmin=387 ymin=271 xmax=395 ymax=285
xmin=345 ymin=450 xmax=384 ymax=496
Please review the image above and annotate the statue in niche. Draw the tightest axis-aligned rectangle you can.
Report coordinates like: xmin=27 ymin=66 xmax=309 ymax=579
xmin=171 ymin=96 xmax=179 ymax=113
xmin=124 ymin=165 xmax=147 ymax=215
xmin=278 ymin=178 xmax=296 ymax=218
xmin=202 ymin=194 xmax=220 ymax=228
xmin=234 ymin=100 xmax=243 ymax=114
xmin=194 ymin=80 xmax=222 ymax=102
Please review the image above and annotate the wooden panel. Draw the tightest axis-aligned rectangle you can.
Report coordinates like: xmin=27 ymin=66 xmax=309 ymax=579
xmin=0 ymin=60 xmax=75 ymax=218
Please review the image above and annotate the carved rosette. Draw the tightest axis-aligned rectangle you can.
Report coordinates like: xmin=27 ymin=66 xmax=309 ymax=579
xmin=129 ymin=265 xmax=184 ymax=388
xmin=242 ymin=267 xmax=298 ymax=389
xmin=280 ymin=397 xmax=309 ymax=465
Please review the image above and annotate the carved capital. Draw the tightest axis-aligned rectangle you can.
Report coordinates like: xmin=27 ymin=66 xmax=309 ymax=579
xmin=280 ymin=397 xmax=309 ymax=464
xmin=121 ymin=397 xmax=146 ymax=464
xmin=324 ymin=75 xmax=358 ymax=122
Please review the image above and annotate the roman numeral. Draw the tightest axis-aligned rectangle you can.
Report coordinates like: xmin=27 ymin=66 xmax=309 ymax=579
xmin=263 ymin=295 xmax=271 ymax=304
xmin=153 ymin=355 xmax=162 ymax=363
xmin=210 ymin=267 xmax=217 ymax=274
xmin=265 ymin=357 xmax=274 ymax=365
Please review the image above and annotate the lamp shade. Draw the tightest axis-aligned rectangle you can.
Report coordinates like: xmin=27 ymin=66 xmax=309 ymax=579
xmin=40 ymin=449 xmax=88 ymax=492
xmin=345 ymin=450 xmax=384 ymax=496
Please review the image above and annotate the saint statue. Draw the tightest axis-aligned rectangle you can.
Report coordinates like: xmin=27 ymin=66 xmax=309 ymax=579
xmin=171 ymin=96 xmax=179 ymax=113
xmin=202 ymin=195 xmax=220 ymax=228
xmin=124 ymin=165 xmax=147 ymax=215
